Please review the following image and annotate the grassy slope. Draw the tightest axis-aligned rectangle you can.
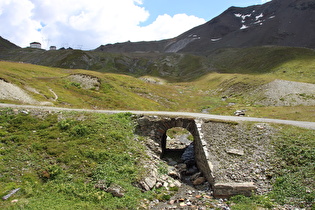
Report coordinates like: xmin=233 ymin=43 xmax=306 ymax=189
xmin=207 ymin=46 xmax=315 ymax=82
xmin=1 ymin=46 xmax=315 ymax=121
xmin=0 ymin=49 xmax=209 ymax=82
xmin=0 ymin=110 xmax=153 ymax=209
xmin=194 ymin=47 xmax=315 ymax=121
xmin=0 ymin=61 xmax=194 ymax=111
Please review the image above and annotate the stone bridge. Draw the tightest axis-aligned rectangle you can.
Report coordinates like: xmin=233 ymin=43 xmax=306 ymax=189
xmin=136 ymin=115 xmax=276 ymax=198
xmin=2 ymin=104 xmax=314 ymax=198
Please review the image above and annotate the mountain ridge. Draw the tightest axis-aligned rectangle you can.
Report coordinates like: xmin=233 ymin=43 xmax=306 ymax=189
xmin=0 ymin=36 xmax=20 ymax=50
xmin=96 ymin=0 xmax=315 ymax=54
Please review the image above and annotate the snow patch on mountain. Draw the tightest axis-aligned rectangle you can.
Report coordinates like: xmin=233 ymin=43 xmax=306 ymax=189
xmin=211 ymin=38 xmax=222 ymax=42
xmin=240 ymin=25 xmax=249 ymax=30
xmin=255 ymin=13 xmax=264 ymax=20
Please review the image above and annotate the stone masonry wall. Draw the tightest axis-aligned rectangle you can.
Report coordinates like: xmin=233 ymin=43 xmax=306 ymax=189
xmin=200 ymin=120 xmax=277 ymax=197
xmin=135 ymin=115 xmax=277 ymax=198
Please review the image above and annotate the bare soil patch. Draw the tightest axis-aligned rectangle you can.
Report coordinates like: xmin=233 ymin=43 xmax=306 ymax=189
xmin=251 ymin=79 xmax=315 ymax=106
xmin=0 ymin=79 xmax=38 ymax=104
xmin=67 ymin=74 xmax=101 ymax=90
xmin=0 ymin=79 xmax=53 ymax=105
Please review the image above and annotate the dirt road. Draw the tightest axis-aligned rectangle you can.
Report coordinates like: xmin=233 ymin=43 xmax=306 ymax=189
xmin=0 ymin=103 xmax=314 ymax=130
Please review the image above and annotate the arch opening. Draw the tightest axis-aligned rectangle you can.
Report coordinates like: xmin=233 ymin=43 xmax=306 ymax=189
xmin=159 ymin=126 xmax=209 ymax=191
xmin=161 ymin=127 xmax=196 ymax=171
xmin=166 ymin=127 xmax=193 ymax=150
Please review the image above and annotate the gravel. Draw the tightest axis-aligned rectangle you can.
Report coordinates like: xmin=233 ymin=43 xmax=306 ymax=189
xmin=0 ymin=79 xmax=38 ymax=104
xmin=67 ymin=74 xmax=101 ymax=90
xmin=0 ymin=79 xmax=54 ymax=105
xmin=251 ymin=79 xmax=315 ymax=106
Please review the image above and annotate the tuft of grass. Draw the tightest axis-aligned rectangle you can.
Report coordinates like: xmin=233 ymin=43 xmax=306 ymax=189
xmin=229 ymin=195 xmax=275 ymax=210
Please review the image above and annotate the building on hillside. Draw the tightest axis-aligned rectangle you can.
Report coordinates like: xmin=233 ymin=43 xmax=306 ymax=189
xmin=49 ymin=46 xmax=57 ymax=50
xmin=30 ymin=42 xmax=41 ymax=49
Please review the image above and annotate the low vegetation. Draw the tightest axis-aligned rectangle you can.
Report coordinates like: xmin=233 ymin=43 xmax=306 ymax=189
xmin=0 ymin=45 xmax=314 ymax=208
xmin=1 ymin=49 xmax=315 ymax=121
xmin=0 ymin=109 xmax=152 ymax=209
xmin=0 ymin=109 xmax=314 ymax=209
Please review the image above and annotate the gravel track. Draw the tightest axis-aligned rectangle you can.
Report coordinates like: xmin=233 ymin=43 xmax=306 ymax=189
xmin=0 ymin=103 xmax=314 ymax=130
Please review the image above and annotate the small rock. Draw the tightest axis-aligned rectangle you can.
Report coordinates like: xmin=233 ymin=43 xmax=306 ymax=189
xmin=168 ymin=160 xmax=178 ymax=166
xmin=256 ymin=124 xmax=265 ymax=130
xmin=186 ymin=201 xmax=192 ymax=206
xmin=226 ymin=148 xmax=244 ymax=156
xmin=190 ymin=172 xmax=201 ymax=181
xmin=21 ymin=110 xmax=29 ymax=115
xmin=163 ymin=182 xmax=169 ymax=189
xmin=144 ymin=176 xmax=157 ymax=189
xmin=168 ymin=170 xmax=180 ymax=179
xmin=169 ymin=183 xmax=175 ymax=188
xmin=94 ymin=180 xmax=107 ymax=190
xmin=176 ymin=163 xmax=187 ymax=170
xmin=105 ymin=184 xmax=125 ymax=198
xmin=169 ymin=200 xmax=175 ymax=205
xmin=11 ymin=199 xmax=18 ymax=203
xmin=173 ymin=180 xmax=182 ymax=188
xmin=160 ymin=174 xmax=168 ymax=181
xmin=234 ymin=110 xmax=245 ymax=116
xmin=193 ymin=177 xmax=206 ymax=185
xmin=203 ymin=195 xmax=212 ymax=199
xmin=155 ymin=182 xmax=163 ymax=188
xmin=179 ymin=202 xmax=186 ymax=207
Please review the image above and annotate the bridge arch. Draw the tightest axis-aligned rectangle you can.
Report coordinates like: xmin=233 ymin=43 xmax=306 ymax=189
xmin=135 ymin=116 xmax=199 ymax=154
xmin=135 ymin=115 xmax=257 ymax=198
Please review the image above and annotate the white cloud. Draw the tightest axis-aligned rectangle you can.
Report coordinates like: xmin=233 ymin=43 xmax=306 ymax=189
xmin=136 ymin=14 xmax=205 ymax=41
xmin=0 ymin=0 xmax=205 ymax=50
xmin=0 ymin=0 xmax=42 ymax=47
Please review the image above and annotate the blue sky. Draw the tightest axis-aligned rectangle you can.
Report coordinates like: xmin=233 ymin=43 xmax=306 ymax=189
xmin=0 ymin=0 xmax=270 ymax=50
xmin=140 ymin=0 xmax=265 ymax=26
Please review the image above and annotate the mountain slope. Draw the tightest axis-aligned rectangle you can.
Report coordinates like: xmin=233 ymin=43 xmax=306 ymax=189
xmin=96 ymin=0 xmax=315 ymax=54
xmin=0 ymin=36 xmax=20 ymax=50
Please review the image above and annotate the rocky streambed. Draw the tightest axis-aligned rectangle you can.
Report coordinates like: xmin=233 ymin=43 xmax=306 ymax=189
xmin=139 ymin=135 xmax=232 ymax=209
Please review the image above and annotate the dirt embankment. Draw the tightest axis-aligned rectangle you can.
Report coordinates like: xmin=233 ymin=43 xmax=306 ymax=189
xmin=251 ymin=79 xmax=315 ymax=106
xmin=0 ymin=79 xmax=39 ymax=104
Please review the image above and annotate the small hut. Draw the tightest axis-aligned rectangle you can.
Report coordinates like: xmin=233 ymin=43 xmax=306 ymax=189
xmin=30 ymin=42 xmax=41 ymax=49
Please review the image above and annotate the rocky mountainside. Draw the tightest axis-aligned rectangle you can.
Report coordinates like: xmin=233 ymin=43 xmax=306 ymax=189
xmin=96 ymin=0 xmax=315 ymax=54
